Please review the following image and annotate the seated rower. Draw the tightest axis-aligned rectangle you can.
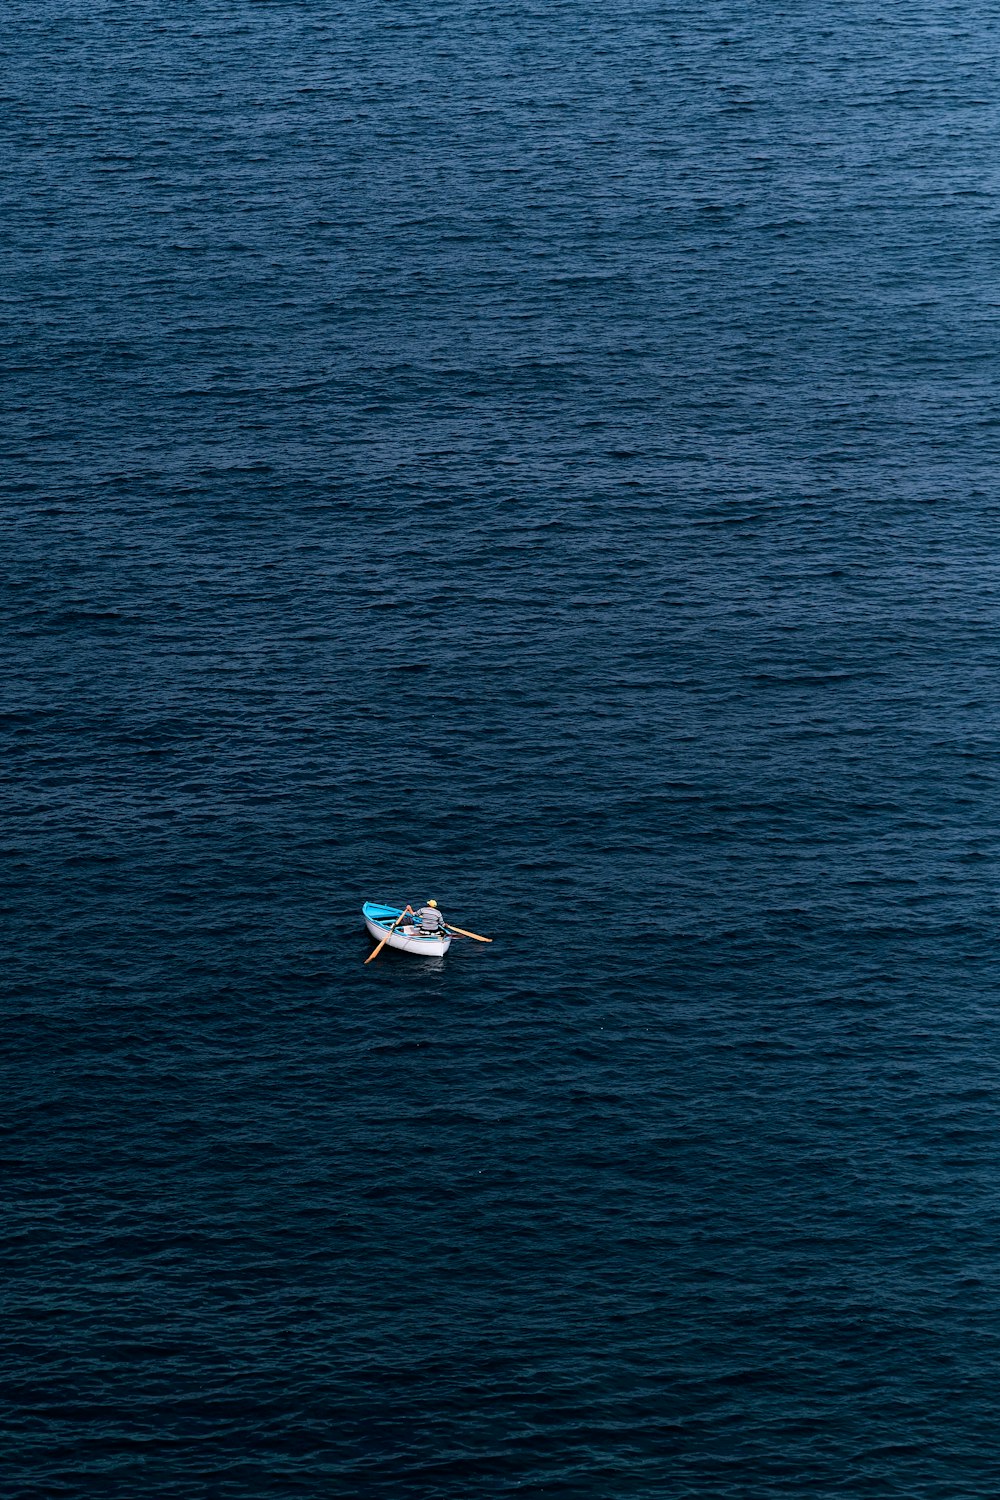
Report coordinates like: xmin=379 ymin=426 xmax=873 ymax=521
xmin=415 ymin=899 xmax=445 ymax=936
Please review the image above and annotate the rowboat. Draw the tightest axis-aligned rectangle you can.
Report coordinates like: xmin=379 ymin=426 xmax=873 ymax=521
xmin=362 ymin=901 xmax=452 ymax=957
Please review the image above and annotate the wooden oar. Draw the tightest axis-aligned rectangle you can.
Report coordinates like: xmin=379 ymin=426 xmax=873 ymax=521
xmin=365 ymin=906 xmax=413 ymax=964
xmin=444 ymin=923 xmax=492 ymax=943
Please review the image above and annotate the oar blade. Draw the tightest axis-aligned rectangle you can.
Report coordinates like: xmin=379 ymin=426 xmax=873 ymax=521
xmin=444 ymin=923 xmax=492 ymax=943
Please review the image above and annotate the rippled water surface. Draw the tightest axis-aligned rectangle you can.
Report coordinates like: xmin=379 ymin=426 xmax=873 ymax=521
xmin=6 ymin=2 xmax=1000 ymax=1495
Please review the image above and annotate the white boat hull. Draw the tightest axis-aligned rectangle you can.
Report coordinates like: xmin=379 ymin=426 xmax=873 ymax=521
xmin=363 ymin=911 xmax=451 ymax=957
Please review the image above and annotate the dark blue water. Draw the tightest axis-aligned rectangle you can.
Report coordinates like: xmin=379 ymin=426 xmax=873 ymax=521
xmin=6 ymin=2 xmax=1000 ymax=1494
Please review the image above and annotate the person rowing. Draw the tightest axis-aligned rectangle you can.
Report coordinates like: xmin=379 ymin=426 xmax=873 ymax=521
xmin=415 ymin=899 xmax=445 ymax=936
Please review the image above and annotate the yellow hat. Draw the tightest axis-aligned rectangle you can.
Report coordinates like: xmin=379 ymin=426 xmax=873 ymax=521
xmin=427 ymin=899 xmax=438 ymax=908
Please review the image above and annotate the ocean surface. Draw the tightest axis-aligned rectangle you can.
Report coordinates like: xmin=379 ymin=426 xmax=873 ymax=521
xmin=5 ymin=2 xmax=1000 ymax=1494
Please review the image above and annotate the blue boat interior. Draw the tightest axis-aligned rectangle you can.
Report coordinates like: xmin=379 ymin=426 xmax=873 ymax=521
xmin=363 ymin=902 xmax=404 ymax=925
